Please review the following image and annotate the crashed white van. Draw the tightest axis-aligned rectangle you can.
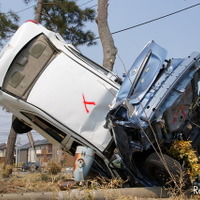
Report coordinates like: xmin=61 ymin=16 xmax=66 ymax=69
xmin=0 ymin=20 xmax=119 ymax=156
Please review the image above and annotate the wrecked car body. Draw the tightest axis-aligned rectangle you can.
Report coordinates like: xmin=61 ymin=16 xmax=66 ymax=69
xmin=0 ymin=21 xmax=199 ymax=187
xmin=106 ymin=41 xmax=200 ymax=186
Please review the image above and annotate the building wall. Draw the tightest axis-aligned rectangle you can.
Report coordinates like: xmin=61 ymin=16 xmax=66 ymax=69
xmin=18 ymin=143 xmax=74 ymax=167
xmin=35 ymin=144 xmax=53 ymax=167
xmin=0 ymin=149 xmax=6 ymax=163
xmin=0 ymin=150 xmax=4 ymax=157
xmin=61 ymin=151 xmax=74 ymax=167
xmin=28 ymin=148 xmax=37 ymax=162
xmin=19 ymin=150 xmax=28 ymax=163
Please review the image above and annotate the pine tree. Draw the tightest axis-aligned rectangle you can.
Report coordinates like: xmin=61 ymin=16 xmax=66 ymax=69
xmin=0 ymin=11 xmax=19 ymax=47
xmin=25 ymin=0 xmax=96 ymax=46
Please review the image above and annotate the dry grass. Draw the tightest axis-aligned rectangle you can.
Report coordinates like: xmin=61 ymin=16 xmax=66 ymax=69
xmin=0 ymin=165 xmax=125 ymax=194
xmin=0 ymin=163 xmax=72 ymax=194
xmin=0 ymin=173 xmax=68 ymax=193
xmin=0 ymin=173 xmax=199 ymax=199
xmin=0 ymin=164 xmax=199 ymax=199
xmin=80 ymin=176 xmax=126 ymax=190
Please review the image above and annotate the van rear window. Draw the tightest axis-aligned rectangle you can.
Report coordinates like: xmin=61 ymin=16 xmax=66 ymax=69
xmin=3 ymin=34 xmax=57 ymax=99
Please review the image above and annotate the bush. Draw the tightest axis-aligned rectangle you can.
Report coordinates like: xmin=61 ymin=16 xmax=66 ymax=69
xmin=1 ymin=165 xmax=13 ymax=178
xmin=39 ymin=173 xmax=51 ymax=182
xmin=170 ymin=140 xmax=200 ymax=182
xmin=47 ymin=162 xmax=61 ymax=175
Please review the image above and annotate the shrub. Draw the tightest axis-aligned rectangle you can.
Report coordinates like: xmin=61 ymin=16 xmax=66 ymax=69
xmin=169 ymin=140 xmax=200 ymax=182
xmin=39 ymin=173 xmax=51 ymax=182
xmin=47 ymin=162 xmax=61 ymax=175
xmin=1 ymin=165 xmax=13 ymax=178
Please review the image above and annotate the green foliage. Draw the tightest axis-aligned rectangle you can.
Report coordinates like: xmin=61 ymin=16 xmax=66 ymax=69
xmin=41 ymin=0 xmax=96 ymax=46
xmin=0 ymin=12 xmax=19 ymax=46
xmin=47 ymin=162 xmax=61 ymax=175
xmin=169 ymin=140 xmax=200 ymax=182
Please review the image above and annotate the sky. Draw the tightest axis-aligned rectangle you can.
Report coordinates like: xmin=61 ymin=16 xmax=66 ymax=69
xmin=0 ymin=0 xmax=200 ymax=143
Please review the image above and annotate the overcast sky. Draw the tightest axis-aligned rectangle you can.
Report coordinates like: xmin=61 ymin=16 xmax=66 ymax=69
xmin=0 ymin=0 xmax=200 ymax=143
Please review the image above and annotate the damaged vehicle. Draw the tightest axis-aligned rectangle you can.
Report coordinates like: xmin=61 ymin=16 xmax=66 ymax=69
xmin=106 ymin=41 xmax=200 ymax=186
xmin=0 ymin=21 xmax=199 ymax=187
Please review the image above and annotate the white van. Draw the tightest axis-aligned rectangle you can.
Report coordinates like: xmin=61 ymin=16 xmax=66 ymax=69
xmin=0 ymin=20 xmax=120 ymax=158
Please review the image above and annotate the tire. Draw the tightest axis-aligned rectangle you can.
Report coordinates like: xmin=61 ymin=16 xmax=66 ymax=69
xmin=12 ymin=118 xmax=32 ymax=134
xmin=144 ymin=153 xmax=182 ymax=186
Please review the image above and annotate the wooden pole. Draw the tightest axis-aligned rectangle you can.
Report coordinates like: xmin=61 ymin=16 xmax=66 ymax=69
xmin=34 ymin=0 xmax=43 ymax=22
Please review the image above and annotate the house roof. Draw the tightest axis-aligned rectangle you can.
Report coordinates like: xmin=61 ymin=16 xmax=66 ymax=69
xmin=20 ymin=143 xmax=30 ymax=150
xmin=20 ymin=139 xmax=51 ymax=150
xmin=0 ymin=143 xmax=6 ymax=150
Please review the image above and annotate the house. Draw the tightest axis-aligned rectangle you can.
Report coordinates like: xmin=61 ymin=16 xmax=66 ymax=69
xmin=19 ymin=139 xmax=74 ymax=167
xmin=0 ymin=143 xmax=6 ymax=163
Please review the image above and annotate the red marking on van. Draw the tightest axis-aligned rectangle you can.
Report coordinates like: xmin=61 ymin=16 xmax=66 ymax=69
xmin=82 ymin=94 xmax=96 ymax=113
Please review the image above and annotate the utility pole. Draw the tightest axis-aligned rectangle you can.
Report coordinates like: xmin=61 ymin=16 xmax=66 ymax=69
xmin=34 ymin=0 xmax=43 ymax=22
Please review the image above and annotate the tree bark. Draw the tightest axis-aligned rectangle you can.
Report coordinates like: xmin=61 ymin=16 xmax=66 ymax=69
xmin=34 ymin=0 xmax=43 ymax=22
xmin=96 ymin=0 xmax=117 ymax=71
xmin=4 ymin=115 xmax=17 ymax=166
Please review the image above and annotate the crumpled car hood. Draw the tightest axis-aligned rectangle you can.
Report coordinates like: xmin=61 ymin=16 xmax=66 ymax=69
xmin=109 ymin=41 xmax=200 ymax=130
xmin=115 ymin=40 xmax=167 ymax=105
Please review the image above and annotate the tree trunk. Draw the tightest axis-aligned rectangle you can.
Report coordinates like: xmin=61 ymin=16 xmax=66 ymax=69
xmin=4 ymin=115 xmax=17 ymax=166
xmin=96 ymin=0 xmax=117 ymax=71
xmin=34 ymin=0 xmax=43 ymax=22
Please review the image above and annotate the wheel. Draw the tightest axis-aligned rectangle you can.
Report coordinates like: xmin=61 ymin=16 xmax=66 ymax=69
xmin=12 ymin=118 xmax=32 ymax=134
xmin=144 ymin=153 xmax=182 ymax=186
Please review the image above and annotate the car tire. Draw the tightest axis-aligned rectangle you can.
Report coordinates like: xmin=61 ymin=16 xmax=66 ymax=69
xmin=12 ymin=118 xmax=32 ymax=134
xmin=144 ymin=152 xmax=182 ymax=186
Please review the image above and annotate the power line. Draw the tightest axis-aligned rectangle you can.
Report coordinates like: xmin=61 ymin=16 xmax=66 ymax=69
xmin=3 ymin=0 xmax=95 ymax=16
xmin=2 ymin=0 xmax=96 ymax=16
xmin=15 ymin=5 xmax=35 ymax=14
xmin=109 ymin=3 xmax=200 ymax=37
xmin=89 ymin=4 xmax=97 ymax=9
xmin=2 ymin=4 xmax=35 ymax=16
xmin=94 ymin=2 xmax=200 ymax=40
xmin=80 ymin=0 xmax=95 ymax=7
